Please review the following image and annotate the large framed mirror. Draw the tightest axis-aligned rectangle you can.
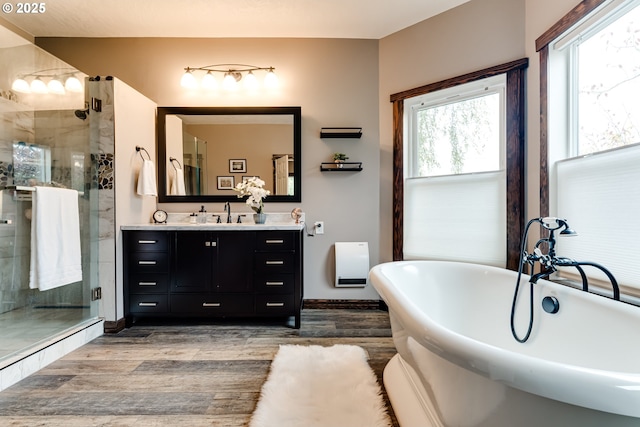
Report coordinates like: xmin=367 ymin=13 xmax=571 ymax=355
xmin=157 ymin=106 xmax=301 ymax=203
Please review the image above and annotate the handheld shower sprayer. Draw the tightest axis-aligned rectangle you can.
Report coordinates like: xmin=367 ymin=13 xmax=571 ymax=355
xmin=510 ymin=217 xmax=576 ymax=343
xmin=510 ymin=217 xmax=620 ymax=343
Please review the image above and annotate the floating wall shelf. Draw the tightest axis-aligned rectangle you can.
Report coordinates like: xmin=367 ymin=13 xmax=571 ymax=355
xmin=320 ymin=162 xmax=363 ymax=172
xmin=320 ymin=127 xmax=362 ymax=138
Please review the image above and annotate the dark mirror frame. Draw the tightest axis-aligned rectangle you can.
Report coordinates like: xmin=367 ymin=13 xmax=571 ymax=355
xmin=157 ymin=106 xmax=302 ymax=203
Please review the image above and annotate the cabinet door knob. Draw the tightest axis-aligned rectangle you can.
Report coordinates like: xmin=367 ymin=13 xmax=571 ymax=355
xmin=138 ymin=302 xmax=158 ymax=307
xmin=138 ymin=260 xmax=157 ymax=265
xmin=265 ymin=281 xmax=284 ymax=286
xmin=205 ymin=241 xmax=217 ymax=247
xmin=265 ymin=260 xmax=284 ymax=265
xmin=266 ymin=302 xmax=285 ymax=307
xmin=138 ymin=240 xmax=157 ymax=244
xmin=138 ymin=282 xmax=157 ymax=286
xmin=202 ymin=302 xmax=221 ymax=307
xmin=265 ymin=239 xmax=284 ymax=244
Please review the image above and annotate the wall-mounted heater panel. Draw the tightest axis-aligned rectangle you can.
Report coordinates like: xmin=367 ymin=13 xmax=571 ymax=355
xmin=335 ymin=242 xmax=369 ymax=287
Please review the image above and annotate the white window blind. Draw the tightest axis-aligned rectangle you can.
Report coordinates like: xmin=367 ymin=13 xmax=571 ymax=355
xmin=556 ymin=143 xmax=640 ymax=288
xmin=404 ymin=170 xmax=506 ymax=267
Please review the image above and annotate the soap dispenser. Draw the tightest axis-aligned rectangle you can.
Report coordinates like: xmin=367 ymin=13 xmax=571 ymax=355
xmin=199 ymin=205 xmax=207 ymax=224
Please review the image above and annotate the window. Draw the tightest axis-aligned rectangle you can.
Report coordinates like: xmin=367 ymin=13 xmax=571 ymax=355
xmin=408 ymin=76 xmax=504 ymax=177
xmin=540 ymin=0 xmax=640 ymax=292
xmin=572 ymin=1 xmax=640 ymax=155
xmin=390 ymin=59 xmax=527 ymax=268
xmin=403 ymin=76 xmax=507 ymax=267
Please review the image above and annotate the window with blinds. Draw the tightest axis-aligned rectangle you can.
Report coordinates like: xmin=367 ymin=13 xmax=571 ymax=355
xmin=403 ymin=75 xmax=507 ymax=266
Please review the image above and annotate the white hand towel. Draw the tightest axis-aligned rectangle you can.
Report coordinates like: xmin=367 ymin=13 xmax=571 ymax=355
xmin=171 ymin=168 xmax=186 ymax=196
xmin=29 ymin=187 xmax=82 ymax=291
xmin=137 ymin=159 xmax=158 ymax=196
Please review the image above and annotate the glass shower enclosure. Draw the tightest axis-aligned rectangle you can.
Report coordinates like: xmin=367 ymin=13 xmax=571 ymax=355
xmin=183 ymin=132 xmax=208 ymax=195
xmin=0 ymin=26 xmax=100 ymax=368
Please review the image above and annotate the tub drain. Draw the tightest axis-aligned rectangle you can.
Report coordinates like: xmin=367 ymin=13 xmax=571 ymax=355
xmin=542 ymin=296 xmax=560 ymax=314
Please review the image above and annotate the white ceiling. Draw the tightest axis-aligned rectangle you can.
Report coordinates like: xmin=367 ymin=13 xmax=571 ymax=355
xmin=1 ymin=0 xmax=470 ymax=39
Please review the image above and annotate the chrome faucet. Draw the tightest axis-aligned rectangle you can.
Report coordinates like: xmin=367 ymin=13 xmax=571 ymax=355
xmin=511 ymin=217 xmax=620 ymax=343
xmin=224 ymin=202 xmax=232 ymax=223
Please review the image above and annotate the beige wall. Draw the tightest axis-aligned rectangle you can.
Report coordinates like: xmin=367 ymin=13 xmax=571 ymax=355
xmin=37 ymin=37 xmax=382 ymax=301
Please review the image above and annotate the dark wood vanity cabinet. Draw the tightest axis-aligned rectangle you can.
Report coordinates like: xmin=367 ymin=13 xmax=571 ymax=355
xmin=123 ymin=229 xmax=303 ymax=328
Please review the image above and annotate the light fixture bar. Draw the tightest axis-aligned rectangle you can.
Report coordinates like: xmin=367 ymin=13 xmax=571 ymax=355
xmin=11 ymin=67 xmax=84 ymax=95
xmin=180 ymin=64 xmax=278 ymax=90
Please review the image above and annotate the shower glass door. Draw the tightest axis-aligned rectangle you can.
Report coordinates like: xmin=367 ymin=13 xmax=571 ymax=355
xmin=0 ymin=27 xmax=99 ymax=367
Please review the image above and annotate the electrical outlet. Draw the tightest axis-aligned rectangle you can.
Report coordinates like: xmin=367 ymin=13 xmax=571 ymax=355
xmin=314 ymin=221 xmax=324 ymax=235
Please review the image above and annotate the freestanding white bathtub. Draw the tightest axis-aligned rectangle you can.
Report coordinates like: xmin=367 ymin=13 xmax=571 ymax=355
xmin=369 ymin=260 xmax=640 ymax=427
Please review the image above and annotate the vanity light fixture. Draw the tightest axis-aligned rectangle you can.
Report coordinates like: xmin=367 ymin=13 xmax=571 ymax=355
xmin=11 ymin=68 xmax=84 ymax=95
xmin=30 ymin=77 xmax=48 ymax=94
xmin=180 ymin=64 xmax=278 ymax=91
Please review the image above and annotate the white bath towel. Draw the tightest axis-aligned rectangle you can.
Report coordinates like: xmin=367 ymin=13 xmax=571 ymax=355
xmin=137 ymin=159 xmax=158 ymax=196
xmin=170 ymin=167 xmax=186 ymax=195
xmin=29 ymin=187 xmax=82 ymax=291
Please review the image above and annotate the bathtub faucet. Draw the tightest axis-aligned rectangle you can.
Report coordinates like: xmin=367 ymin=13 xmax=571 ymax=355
xmin=522 ymin=217 xmax=575 ymax=283
xmin=512 ymin=217 xmax=620 ymax=343
xmin=522 ymin=217 xmax=620 ymax=301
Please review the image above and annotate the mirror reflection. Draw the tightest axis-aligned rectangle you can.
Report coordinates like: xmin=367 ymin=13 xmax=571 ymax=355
xmin=157 ymin=107 xmax=301 ymax=203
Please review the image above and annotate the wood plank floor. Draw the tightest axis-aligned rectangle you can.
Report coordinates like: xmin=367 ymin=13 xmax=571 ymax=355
xmin=0 ymin=309 xmax=400 ymax=426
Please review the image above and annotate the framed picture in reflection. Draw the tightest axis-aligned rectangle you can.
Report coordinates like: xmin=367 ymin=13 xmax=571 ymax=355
xmin=217 ymin=176 xmax=235 ymax=190
xmin=229 ymin=159 xmax=247 ymax=173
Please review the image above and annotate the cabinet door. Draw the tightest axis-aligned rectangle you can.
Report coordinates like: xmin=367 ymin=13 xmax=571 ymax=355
xmin=173 ymin=231 xmax=215 ymax=292
xmin=215 ymin=232 xmax=254 ymax=292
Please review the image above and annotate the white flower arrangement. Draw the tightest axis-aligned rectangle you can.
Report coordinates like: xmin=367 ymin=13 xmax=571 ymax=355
xmin=234 ymin=177 xmax=270 ymax=214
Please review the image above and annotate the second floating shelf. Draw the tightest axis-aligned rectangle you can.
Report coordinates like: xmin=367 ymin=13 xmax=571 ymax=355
xmin=320 ymin=162 xmax=363 ymax=172
xmin=320 ymin=127 xmax=362 ymax=138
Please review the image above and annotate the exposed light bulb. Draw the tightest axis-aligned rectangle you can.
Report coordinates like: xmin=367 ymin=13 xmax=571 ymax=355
xmin=201 ymin=71 xmax=217 ymax=90
xmin=223 ymin=73 xmax=238 ymax=90
xmin=47 ymin=78 xmax=66 ymax=95
xmin=243 ymin=71 xmax=258 ymax=90
xmin=65 ymin=76 xmax=83 ymax=93
xmin=180 ymin=70 xmax=197 ymax=89
xmin=30 ymin=77 xmax=48 ymax=94
xmin=11 ymin=78 xmax=31 ymax=93
xmin=264 ymin=68 xmax=279 ymax=89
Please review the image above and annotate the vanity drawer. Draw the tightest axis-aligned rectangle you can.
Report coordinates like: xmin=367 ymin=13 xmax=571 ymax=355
xmin=255 ymin=232 xmax=296 ymax=251
xmin=129 ymin=294 xmax=169 ymax=313
xmin=254 ymin=253 xmax=294 ymax=273
xmin=171 ymin=293 xmax=253 ymax=315
xmin=128 ymin=273 xmax=169 ymax=293
xmin=255 ymin=294 xmax=295 ymax=315
xmin=254 ymin=273 xmax=295 ymax=294
xmin=129 ymin=252 xmax=169 ymax=273
xmin=127 ymin=231 xmax=169 ymax=252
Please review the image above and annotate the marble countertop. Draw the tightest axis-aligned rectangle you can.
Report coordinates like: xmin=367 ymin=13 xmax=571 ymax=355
xmin=121 ymin=222 xmax=305 ymax=231
xmin=121 ymin=212 xmax=306 ymax=231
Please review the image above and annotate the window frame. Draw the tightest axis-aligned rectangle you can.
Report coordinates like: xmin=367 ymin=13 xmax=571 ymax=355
xmin=538 ymin=0 xmax=640 ymax=294
xmin=390 ymin=58 xmax=528 ymax=269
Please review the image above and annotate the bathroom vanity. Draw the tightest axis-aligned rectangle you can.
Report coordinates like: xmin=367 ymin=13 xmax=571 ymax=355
xmin=122 ymin=218 xmax=303 ymax=328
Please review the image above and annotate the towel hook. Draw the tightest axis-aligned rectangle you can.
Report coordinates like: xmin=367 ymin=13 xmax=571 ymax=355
xmin=169 ymin=157 xmax=183 ymax=171
xmin=136 ymin=146 xmax=151 ymax=161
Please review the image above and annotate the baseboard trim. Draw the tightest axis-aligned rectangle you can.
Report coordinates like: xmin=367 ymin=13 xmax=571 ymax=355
xmin=104 ymin=318 xmax=126 ymax=333
xmin=303 ymin=299 xmax=386 ymax=310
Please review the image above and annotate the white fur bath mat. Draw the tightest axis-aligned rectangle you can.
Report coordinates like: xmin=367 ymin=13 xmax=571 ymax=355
xmin=250 ymin=344 xmax=392 ymax=427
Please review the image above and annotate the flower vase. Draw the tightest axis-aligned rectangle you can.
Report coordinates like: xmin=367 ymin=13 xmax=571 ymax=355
xmin=254 ymin=213 xmax=267 ymax=224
